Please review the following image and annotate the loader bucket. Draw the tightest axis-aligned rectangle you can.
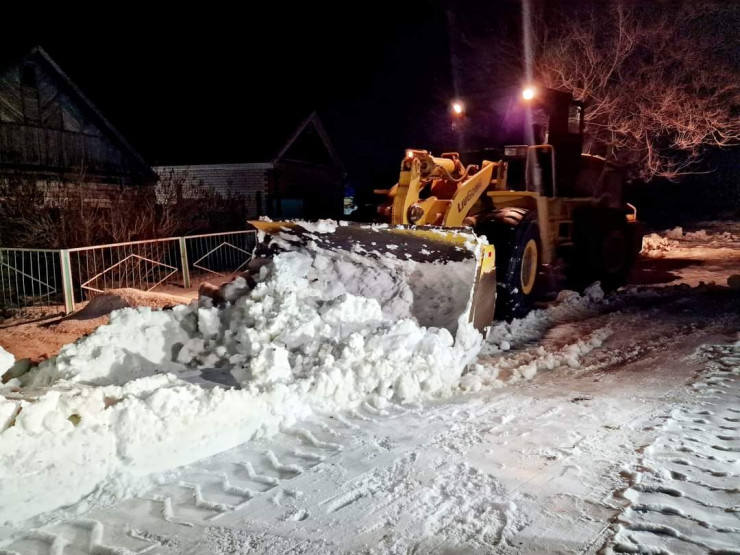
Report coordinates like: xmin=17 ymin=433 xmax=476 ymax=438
xmin=248 ymin=221 xmax=496 ymax=336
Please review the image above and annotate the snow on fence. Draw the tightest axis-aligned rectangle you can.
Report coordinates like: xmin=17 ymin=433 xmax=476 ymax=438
xmin=0 ymin=230 xmax=257 ymax=323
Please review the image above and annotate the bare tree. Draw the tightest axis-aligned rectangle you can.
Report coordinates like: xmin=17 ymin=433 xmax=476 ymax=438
xmin=464 ymin=2 xmax=740 ymax=180
xmin=0 ymin=175 xmax=106 ymax=248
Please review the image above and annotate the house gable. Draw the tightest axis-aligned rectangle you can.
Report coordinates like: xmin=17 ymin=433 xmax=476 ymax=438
xmin=0 ymin=46 xmax=154 ymax=184
xmin=274 ymin=113 xmax=344 ymax=171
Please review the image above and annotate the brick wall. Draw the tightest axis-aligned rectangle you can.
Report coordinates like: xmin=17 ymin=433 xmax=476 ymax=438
xmin=155 ymin=164 xmax=271 ymax=206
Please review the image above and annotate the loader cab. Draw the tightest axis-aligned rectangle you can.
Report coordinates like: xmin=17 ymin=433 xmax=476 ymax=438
xmin=519 ymin=87 xmax=585 ymax=197
xmin=503 ymin=144 xmax=559 ymax=196
xmin=502 ymin=145 xmax=528 ymax=191
xmin=449 ymin=86 xmax=633 ymax=203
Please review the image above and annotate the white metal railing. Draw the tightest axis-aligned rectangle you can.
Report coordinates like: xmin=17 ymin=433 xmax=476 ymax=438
xmin=0 ymin=248 xmax=64 ymax=322
xmin=183 ymin=231 xmax=256 ymax=288
xmin=67 ymin=237 xmax=183 ymax=306
xmin=0 ymin=230 xmax=257 ymax=322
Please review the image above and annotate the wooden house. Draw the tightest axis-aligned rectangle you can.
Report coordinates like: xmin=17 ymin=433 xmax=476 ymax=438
xmin=0 ymin=46 xmax=156 ymax=202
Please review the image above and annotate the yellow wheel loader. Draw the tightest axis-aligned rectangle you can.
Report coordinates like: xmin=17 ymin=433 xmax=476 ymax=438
xmin=250 ymin=87 xmax=643 ymax=332
xmin=374 ymin=86 xmax=644 ymax=320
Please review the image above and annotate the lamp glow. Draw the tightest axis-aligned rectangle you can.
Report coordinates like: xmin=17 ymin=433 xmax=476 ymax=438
xmin=522 ymin=87 xmax=536 ymax=101
xmin=452 ymin=101 xmax=464 ymax=115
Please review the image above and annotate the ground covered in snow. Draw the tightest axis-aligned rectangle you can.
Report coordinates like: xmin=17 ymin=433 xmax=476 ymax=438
xmin=637 ymin=222 xmax=740 ymax=288
xmin=1 ymin=222 xmax=739 ymax=554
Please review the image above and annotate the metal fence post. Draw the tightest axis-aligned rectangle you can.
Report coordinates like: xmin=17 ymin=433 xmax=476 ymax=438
xmin=59 ymin=249 xmax=75 ymax=314
xmin=178 ymin=237 xmax=191 ymax=289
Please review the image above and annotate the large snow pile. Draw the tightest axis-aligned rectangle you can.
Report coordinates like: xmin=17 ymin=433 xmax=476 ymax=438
xmin=0 ymin=223 xmax=615 ymax=525
xmin=0 ymin=239 xmax=483 ymax=524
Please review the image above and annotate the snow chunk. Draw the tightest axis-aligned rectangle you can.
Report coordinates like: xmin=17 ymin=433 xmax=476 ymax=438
xmin=584 ymin=282 xmax=605 ymax=302
xmin=0 ymin=347 xmax=14 ymax=376
xmin=666 ymin=226 xmax=684 ymax=239
xmin=684 ymin=229 xmax=708 ymax=240
xmin=248 ymin=345 xmax=293 ymax=386
xmin=292 ymin=219 xmax=339 ymax=234
xmin=641 ymin=233 xmax=679 ymax=256
xmin=0 ymin=396 xmax=19 ymax=432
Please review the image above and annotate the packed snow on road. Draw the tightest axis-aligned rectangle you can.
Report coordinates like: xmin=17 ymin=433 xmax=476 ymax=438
xmin=1 ymin=222 xmax=739 ymax=554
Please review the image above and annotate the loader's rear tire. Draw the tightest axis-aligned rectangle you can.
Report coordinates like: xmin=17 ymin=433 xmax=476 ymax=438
xmin=478 ymin=208 xmax=541 ymax=322
xmin=571 ymin=207 xmax=634 ymax=292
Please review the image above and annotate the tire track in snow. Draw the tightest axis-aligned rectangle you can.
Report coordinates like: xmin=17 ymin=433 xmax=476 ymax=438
xmin=0 ymin=421 xmax=348 ymax=554
xmin=285 ymin=427 xmax=343 ymax=452
xmin=0 ymin=518 xmax=158 ymax=555
xmin=606 ymin=343 xmax=740 ymax=554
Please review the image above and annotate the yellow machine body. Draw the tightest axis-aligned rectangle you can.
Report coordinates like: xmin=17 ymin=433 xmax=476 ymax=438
xmin=375 ymin=143 xmax=644 ymax=323
xmin=380 ymin=148 xmax=639 ymax=268
xmin=385 ymin=150 xmax=502 ymax=228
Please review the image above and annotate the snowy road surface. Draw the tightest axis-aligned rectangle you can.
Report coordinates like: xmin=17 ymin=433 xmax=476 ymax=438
xmin=1 ymin=224 xmax=739 ymax=554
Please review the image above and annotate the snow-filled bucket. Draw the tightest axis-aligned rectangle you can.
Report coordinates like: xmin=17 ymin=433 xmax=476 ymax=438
xmin=249 ymin=220 xmax=496 ymax=335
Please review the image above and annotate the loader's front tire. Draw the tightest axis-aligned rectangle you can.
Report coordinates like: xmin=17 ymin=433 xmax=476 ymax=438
xmin=478 ymin=208 xmax=541 ymax=322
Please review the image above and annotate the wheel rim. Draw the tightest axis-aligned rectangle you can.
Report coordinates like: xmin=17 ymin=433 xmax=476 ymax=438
xmin=520 ymin=239 xmax=538 ymax=295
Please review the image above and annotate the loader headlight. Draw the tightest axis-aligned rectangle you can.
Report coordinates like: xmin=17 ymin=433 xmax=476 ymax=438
xmin=407 ymin=204 xmax=424 ymax=224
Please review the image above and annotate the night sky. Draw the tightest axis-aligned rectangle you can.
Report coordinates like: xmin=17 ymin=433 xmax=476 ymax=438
xmin=3 ymin=1 xmax=737 ymax=205
xmin=3 ymin=3 xmax=499 ymax=189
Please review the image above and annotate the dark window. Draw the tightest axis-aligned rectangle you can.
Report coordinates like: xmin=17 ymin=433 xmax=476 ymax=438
xmin=21 ymin=64 xmax=37 ymax=88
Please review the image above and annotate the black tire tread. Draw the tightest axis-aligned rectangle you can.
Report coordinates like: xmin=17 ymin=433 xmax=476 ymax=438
xmin=477 ymin=208 xmax=541 ymax=321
